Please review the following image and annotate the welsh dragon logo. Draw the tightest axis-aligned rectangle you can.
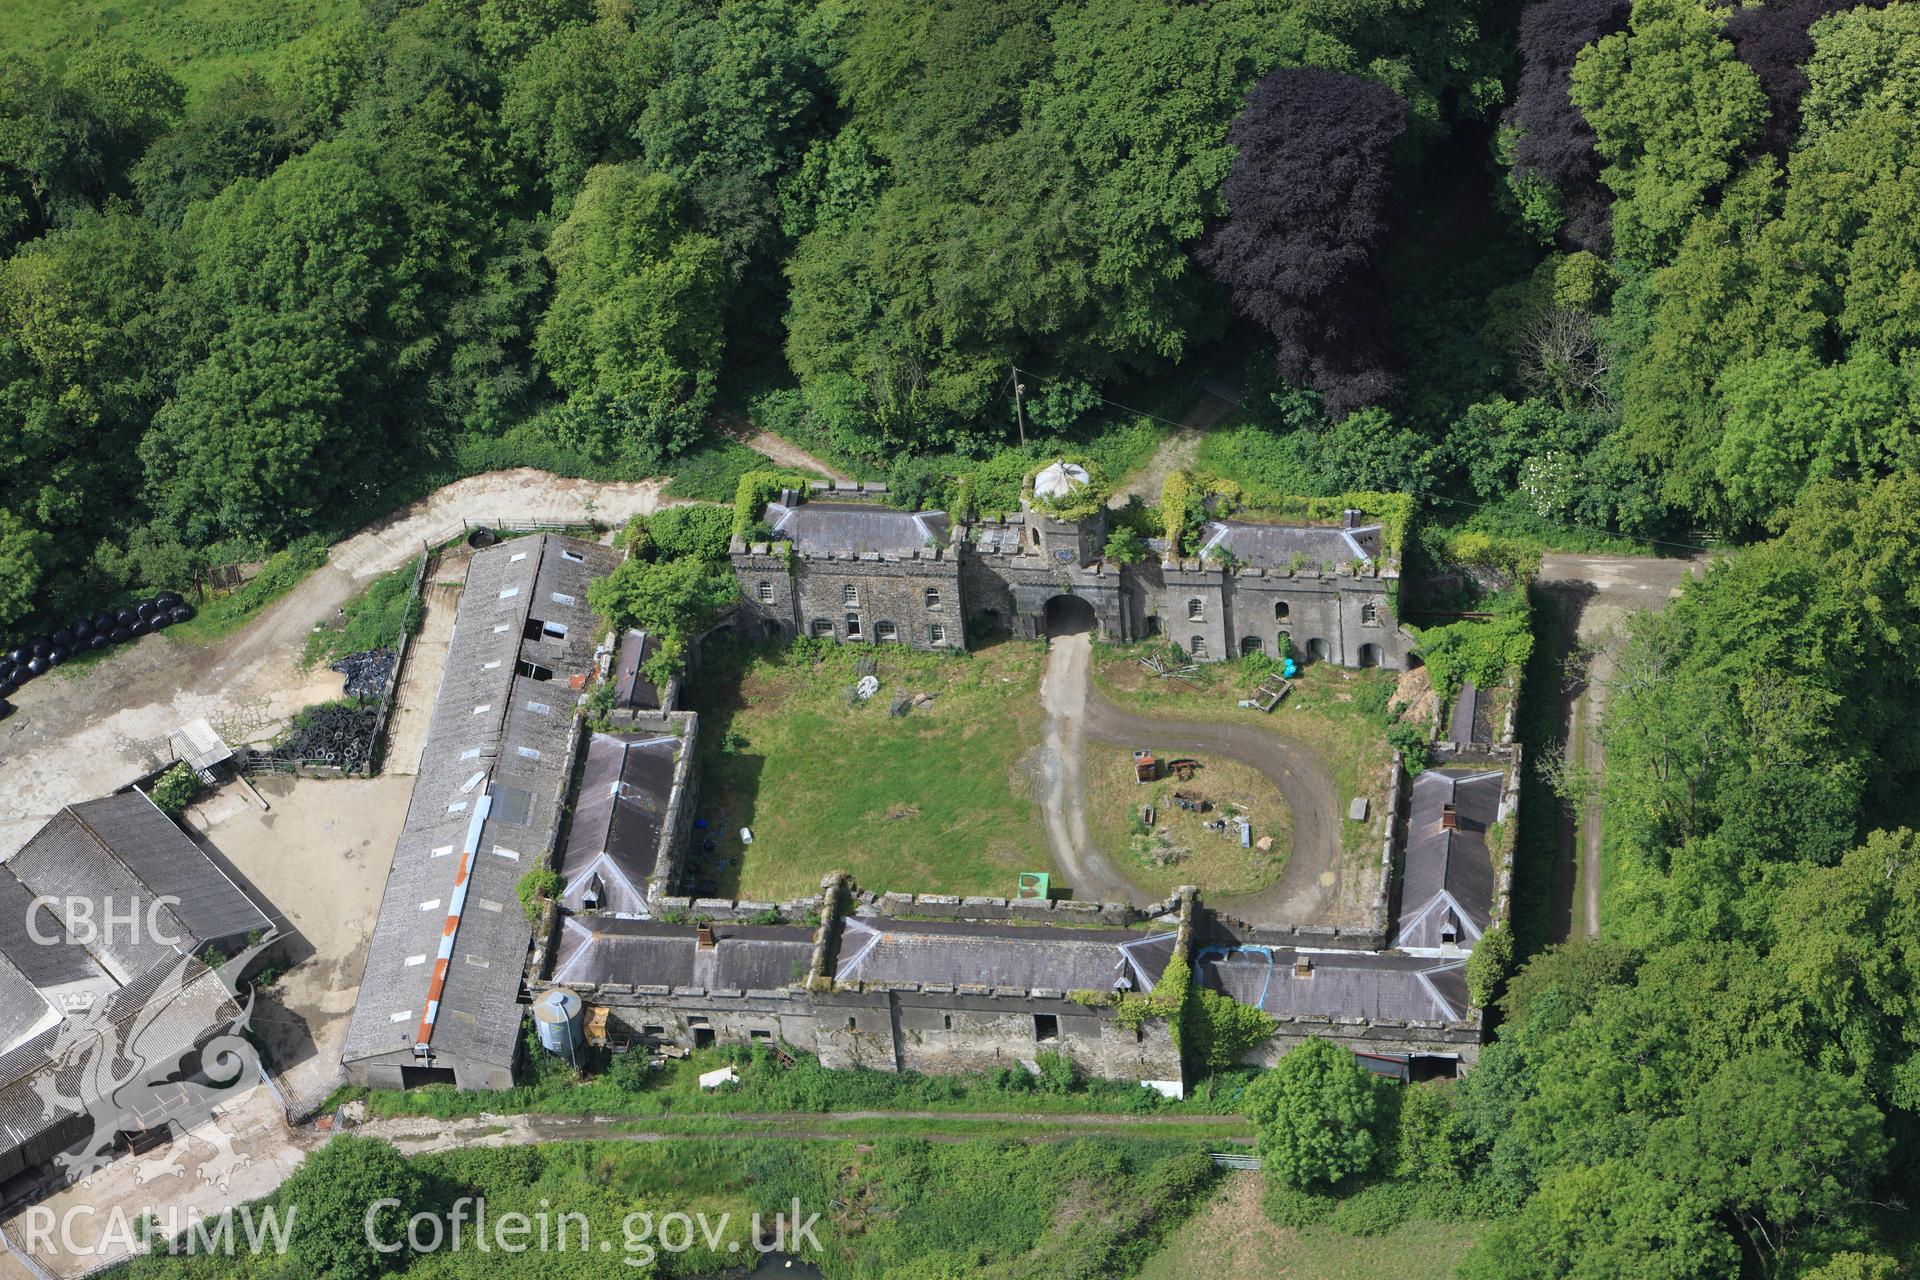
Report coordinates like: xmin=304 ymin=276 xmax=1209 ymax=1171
xmin=28 ymin=937 xmax=272 ymax=1188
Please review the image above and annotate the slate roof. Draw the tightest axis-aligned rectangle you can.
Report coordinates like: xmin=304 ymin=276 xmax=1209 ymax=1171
xmin=549 ymin=918 xmax=816 ymax=989
xmin=558 ymin=732 xmax=682 ymax=917
xmin=1448 ymin=681 xmax=1482 ymax=746
xmin=612 ymin=630 xmax=662 ymax=711
xmin=1197 ymin=946 xmax=1472 ymax=1023
xmin=341 ymin=534 xmax=618 ymax=1076
xmin=1196 ymin=520 xmax=1382 ymax=570
xmin=766 ymin=502 xmax=950 ymax=558
xmin=1395 ymin=768 xmax=1504 ymax=950
xmin=834 ymin=918 xmax=1177 ymax=993
xmin=6 ymin=794 xmax=271 ymax=982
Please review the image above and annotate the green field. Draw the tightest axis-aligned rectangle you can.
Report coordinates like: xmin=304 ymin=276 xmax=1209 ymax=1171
xmin=1136 ymin=1173 xmax=1477 ymax=1280
xmin=0 ymin=0 xmax=350 ymax=100
xmin=693 ymin=638 xmax=1051 ymax=901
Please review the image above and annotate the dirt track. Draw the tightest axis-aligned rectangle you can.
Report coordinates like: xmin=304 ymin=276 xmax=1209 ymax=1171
xmin=1036 ymin=632 xmax=1342 ymax=922
xmin=1535 ymin=552 xmax=1703 ymax=939
xmin=0 ymin=470 xmax=672 ymax=859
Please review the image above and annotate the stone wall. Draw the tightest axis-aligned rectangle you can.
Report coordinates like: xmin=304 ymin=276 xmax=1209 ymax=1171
xmin=1154 ymin=561 xmax=1412 ymax=669
xmin=1237 ymin=1016 xmax=1484 ymax=1069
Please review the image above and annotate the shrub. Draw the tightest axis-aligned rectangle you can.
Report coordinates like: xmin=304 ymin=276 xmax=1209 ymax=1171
xmin=1183 ymin=986 xmax=1279 ymax=1073
xmin=516 ymin=868 xmax=562 ymax=923
xmin=1160 ymin=472 xmax=1198 ymax=555
xmin=277 ymin=1136 xmax=425 ymax=1280
xmin=1465 ymin=923 xmax=1516 ymax=1008
xmin=150 ymin=764 xmax=200 ymax=818
xmin=1035 ymin=1050 xmax=1078 ymax=1094
xmin=1242 ymin=1037 xmax=1385 ymax=1189
xmin=646 ymin=503 xmax=732 ymax=561
xmin=732 ymin=470 xmax=810 ymax=540
xmin=1387 ymin=722 xmax=1431 ymax=774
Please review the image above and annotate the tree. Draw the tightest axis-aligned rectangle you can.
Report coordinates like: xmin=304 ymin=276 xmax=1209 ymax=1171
xmin=1459 ymin=1159 xmax=1739 ymax=1280
xmin=1199 ymin=68 xmax=1407 ymax=419
xmin=0 ymin=509 xmax=48 ymax=630
xmin=500 ymin=24 xmax=655 ymax=203
xmin=1503 ymin=0 xmax=1633 ymax=250
xmin=142 ymin=309 xmax=359 ymax=542
xmin=1465 ymin=923 xmax=1516 ymax=1008
xmin=1722 ymin=0 xmax=1864 ymax=157
xmin=278 ymin=1136 xmax=427 ymax=1280
xmin=586 ymin=554 xmax=738 ymax=648
xmin=1570 ymin=0 xmax=1767 ymax=262
xmin=536 ymin=163 xmax=727 ymax=456
xmin=1649 ymin=1050 xmax=1888 ymax=1274
xmin=1800 ymin=3 xmax=1920 ymax=145
xmin=1241 ymin=1037 xmax=1384 ymax=1188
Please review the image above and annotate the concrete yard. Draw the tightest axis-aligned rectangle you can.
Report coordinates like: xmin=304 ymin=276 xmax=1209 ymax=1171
xmin=186 ymin=772 xmax=416 ymax=1111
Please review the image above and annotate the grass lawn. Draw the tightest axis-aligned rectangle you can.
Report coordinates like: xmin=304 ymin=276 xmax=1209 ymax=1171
xmin=1091 ymin=648 xmax=1398 ymax=914
xmin=1086 ymin=745 xmax=1290 ymax=900
xmin=1136 ymin=1173 xmax=1478 ymax=1280
xmin=0 ymin=0 xmax=353 ymax=101
xmin=692 ymin=638 xmax=1051 ymax=901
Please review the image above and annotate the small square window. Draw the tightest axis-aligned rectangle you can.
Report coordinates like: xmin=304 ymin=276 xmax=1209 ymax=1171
xmin=928 ymin=623 xmax=947 ymax=645
xmin=757 ymin=581 xmax=774 ymax=604
xmin=842 ymin=584 xmax=859 ymax=607
xmin=1034 ymin=1014 xmax=1059 ymax=1043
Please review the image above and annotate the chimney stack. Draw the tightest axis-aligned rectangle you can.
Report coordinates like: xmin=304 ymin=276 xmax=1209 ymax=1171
xmin=1441 ymin=803 xmax=1458 ymax=830
xmin=1294 ymin=956 xmax=1313 ymax=979
xmin=1343 ymin=508 xmax=1362 ymax=530
xmin=696 ymin=924 xmax=716 ymax=950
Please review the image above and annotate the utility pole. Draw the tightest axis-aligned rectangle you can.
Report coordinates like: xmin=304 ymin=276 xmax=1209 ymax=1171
xmin=1012 ymin=367 xmax=1028 ymax=446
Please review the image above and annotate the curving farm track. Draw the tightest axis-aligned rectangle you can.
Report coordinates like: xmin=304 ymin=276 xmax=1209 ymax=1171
xmin=1035 ymin=628 xmax=1344 ymax=923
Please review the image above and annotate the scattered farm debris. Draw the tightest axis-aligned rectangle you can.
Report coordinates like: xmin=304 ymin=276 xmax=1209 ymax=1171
xmin=330 ymin=649 xmax=396 ymax=699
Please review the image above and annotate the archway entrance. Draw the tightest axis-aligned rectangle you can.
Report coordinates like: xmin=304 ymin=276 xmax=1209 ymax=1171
xmin=1306 ymin=637 xmax=1329 ymax=663
xmin=1358 ymin=642 xmax=1381 ymax=667
xmin=1044 ymin=594 xmax=1096 ymax=638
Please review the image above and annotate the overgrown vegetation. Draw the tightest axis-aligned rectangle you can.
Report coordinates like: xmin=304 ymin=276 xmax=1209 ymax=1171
xmin=149 ymin=763 xmax=200 ymax=818
xmin=303 ymin=557 xmax=420 ymax=668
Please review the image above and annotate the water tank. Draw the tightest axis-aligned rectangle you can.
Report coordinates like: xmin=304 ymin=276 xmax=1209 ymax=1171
xmin=532 ymin=989 xmax=584 ymax=1054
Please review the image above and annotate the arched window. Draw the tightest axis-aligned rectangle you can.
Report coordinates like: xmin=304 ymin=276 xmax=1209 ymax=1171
xmin=1360 ymin=600 xmax=1379 ymax=625
xmin=1190 ymin=635 xmax=1208 ymax=658
xmin=811 ymin=618 xmax=833 ymax=638
xmin=876 ymin=620 xmax=897 ymax=642
xmin=842 ymin=583 xmax=859 ymax=607
xmin=1241 ymin=636 xmax=1262 ymax=656
xmin=1187 ymin=597 xmax=1204 ymax=621
xmin=757 ymin=581 xmax=774 ymax=604
xmin=1144 ymin=615 xmax=1162 ymax=636
xmin=924 ymin=587 xmax=942 ymax=609
xmin=1274 ymin=600 xmax=1290 ymax=621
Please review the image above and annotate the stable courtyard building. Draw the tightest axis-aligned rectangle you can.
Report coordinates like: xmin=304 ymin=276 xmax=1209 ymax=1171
xmin=731 ymin=468 xmax=1413 ymax=668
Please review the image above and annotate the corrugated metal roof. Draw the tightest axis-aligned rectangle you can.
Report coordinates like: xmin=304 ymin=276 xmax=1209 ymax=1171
xmin=341 ymin=534 xmax=618 ymax=1077
xmin=69 ymin=793 xmax=271 ymax=946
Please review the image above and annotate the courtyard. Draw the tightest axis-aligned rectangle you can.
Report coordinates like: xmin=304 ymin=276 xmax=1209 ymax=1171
xmin=692 ymin=625 xmax=1394 ymax=920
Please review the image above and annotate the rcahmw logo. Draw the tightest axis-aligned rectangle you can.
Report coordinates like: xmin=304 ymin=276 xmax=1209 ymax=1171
xmin=18 ymin=1204 xmax=297 ymax=1257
